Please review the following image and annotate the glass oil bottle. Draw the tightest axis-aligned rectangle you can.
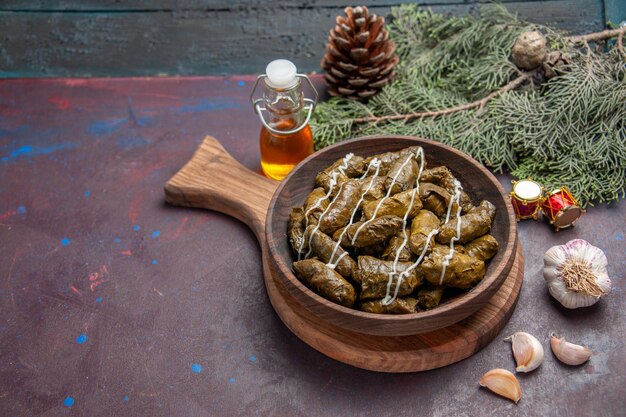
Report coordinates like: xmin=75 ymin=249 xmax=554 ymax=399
xmin=251 ymin=60 xmax=318 ymax=180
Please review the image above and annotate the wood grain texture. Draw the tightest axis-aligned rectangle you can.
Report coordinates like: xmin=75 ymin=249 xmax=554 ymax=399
xmin=0 ymin=0 xmax=605 ymax=77
xmin=164 ymin=136 xmax=277 ymax=241
xmin=266 ymin=136 xmax=517 ymax=336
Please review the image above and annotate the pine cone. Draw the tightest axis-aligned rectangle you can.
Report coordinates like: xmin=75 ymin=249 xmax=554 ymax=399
xmin=542 ymin=51 xmax=570 ymax=79
xmin=321 ymin=6 xmax=399 ymax=100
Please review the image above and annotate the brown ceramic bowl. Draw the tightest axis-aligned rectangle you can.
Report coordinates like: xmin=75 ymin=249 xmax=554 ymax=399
xmin=265 ymin=135 xmax=517 ymax=337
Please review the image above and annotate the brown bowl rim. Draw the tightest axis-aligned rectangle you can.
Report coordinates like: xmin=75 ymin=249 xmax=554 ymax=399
xmin=265 ymin=135 xmax=517 ymax=336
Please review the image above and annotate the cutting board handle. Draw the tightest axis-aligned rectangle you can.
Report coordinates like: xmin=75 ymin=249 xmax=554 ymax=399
xmin=164 ymin=136 xmax=278 ymax=240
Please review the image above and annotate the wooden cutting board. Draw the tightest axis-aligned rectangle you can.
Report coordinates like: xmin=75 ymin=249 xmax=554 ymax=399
xmin=165 ymin=136 xmax=524 ymax=372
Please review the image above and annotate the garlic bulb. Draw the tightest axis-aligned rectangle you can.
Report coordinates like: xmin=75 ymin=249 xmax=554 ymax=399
xmin=550 ymin=333 xmax=592 ymax=365
xmin=504 ymin=332 xmax=544 ymax=372
xmin=543 ymin=239 xmax=611 ymax=309
xmin=479 ymin=368 xmax=522 ymax=403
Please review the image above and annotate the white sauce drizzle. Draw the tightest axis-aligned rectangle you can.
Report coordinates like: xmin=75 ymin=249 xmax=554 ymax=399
xmin=325 ymin=252 xmax=349 ymax=271
xmin=300 ymin=153 xmax=354 ymax=260
xmin=382 ymin=228 xmax=439 ymax=305
xmin=438 ymin=179 xmax=463 ymax=285
xmin=326 ymin=158 xmax=382 ymax=270
xmin=297 ymin=173 xmax=337 ymax=260
xmin=351 ymin=150 xmax=419 ymax=246
xmin=382 ymin=147 xmax=427 ymax=305
xmin=444 ymin=179 xmax=462 ymax=224
xmin=298 ymin=172 xmax=337 ymax=261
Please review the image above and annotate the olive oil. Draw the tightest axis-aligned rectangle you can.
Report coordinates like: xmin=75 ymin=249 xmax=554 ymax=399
xmin=251 ymin=59 xmax=317 ymax=181
xmin=260 ymin=119 xmax=313 ymax=180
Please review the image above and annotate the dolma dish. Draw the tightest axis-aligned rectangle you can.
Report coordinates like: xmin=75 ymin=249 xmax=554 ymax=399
xmin=288 ymin=147 xmax=500 ymax=315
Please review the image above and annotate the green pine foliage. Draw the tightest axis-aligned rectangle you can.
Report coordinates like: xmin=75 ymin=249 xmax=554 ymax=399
xmin=310 ymin=3 xmax=626 ymax=206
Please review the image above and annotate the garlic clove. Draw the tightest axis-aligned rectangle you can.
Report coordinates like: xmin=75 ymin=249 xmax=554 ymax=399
xmin=550 ymin=333 xmax=592 ymax=365
xmin=591 ymin=270 xmax=612 ymax=294
xmin=574 ymin=239 xmax=607 ymax=267
xmin=504 ymin=332 xmax=544 ymax=373
xmin=544 ymin=245 xmax=568 ymax=267
xmin=543 ymin=264 xmax=558 ymax=281
xmin=479 ymin=368 xmax=522 ymax=404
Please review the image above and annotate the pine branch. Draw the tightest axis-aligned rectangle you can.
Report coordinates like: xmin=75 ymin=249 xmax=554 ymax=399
xmin=349 ymin=24 xmax=626 ymax=128
xmin=565 ymin=26 xmax=626 ymax=44
xmin=617 ymin=31 xmax=626 ymax=60
xmin=352 ymin=71 xmax=534 ymax=124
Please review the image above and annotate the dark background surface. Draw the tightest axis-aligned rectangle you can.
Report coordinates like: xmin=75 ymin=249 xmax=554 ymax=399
xmin=1 ymin=0 xmax=625 ymax=77
xmin=0 ymin=76 xmax=624 ymax=416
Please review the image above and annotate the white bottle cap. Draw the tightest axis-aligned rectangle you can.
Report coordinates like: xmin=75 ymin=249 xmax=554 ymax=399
xmin=266 ymin=59 xmax=298 ymax=88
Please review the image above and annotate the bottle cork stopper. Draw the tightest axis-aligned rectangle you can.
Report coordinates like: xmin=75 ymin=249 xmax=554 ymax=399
xmin=266 ymin=59 xmax=297 ymax=88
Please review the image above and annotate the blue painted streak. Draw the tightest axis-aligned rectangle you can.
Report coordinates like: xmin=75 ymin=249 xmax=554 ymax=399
xmin=176 ymin=98 xmax=240 ymax=114
xmin=87 ymin=116 xmax=153 ymax=136
xmin=88 ymin=119 xmax=124 ymax=135
xmin=116 ymin=136 xmax=148 ymax=149
xmin=1 ymin=143 xmax=76 ymax=163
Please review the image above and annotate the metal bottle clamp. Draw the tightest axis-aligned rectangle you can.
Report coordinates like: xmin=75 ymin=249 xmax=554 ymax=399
xmin=250 ymin=74 xmax=319 ymax=135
